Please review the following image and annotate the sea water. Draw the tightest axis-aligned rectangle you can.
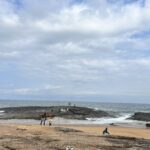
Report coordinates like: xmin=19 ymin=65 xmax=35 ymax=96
xmin=0 ymin=100 xmax=149 ymax=127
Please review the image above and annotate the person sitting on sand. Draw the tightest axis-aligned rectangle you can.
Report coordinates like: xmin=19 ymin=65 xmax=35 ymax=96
xmin=40 ymin=112 xmax=47 ymax=125
xmin=103 ymin=127 xmax=110 ymax=135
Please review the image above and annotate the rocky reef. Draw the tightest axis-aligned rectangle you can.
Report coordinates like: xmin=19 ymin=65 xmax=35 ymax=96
xmin=0 ymin=106 xmax=113 ymax=120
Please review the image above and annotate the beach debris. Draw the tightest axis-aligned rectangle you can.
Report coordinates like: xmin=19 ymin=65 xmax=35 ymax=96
xmin=16 ymin=128 xmax=27 ymax=131
xmin=66 ymin=146 xmax=74 ymax=150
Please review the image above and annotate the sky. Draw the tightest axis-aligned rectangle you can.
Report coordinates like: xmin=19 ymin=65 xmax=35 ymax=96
xmin=0 ymin=0 xmax=150 ymax=103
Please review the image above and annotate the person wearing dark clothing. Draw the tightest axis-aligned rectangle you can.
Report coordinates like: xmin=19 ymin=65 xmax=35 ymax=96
xmin=40 ymin=112 xmax=47 ymax=125
xmin=103 ymin=127 xmax=110 ymax=135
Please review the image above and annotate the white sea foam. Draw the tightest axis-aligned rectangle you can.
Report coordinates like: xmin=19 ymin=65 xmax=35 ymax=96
xmin=52 ymin=114 xmax=146 ymax=128
xmin=86 ymin=114 xmax=132 ymax=124
xmin=0 ymin=110 xmax=5 ymax=116
xmin=52 ymin=114 xmax=133 ymax=125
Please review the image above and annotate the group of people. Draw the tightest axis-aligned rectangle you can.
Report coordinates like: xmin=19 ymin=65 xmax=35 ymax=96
xmin=40 ymin=112 xmax=110 ymax=136
xmin=40 ymin=112 xmax=53 ymax=126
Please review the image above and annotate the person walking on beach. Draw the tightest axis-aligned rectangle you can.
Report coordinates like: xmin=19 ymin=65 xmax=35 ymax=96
xmin=40 ymin=112 xmax=47 ymax=125
xmin=103 ymin=127 xmax=110 ymax=135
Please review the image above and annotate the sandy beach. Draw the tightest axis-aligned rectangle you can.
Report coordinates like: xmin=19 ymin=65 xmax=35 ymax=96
xmin=0 ymin=104 xmax=150 ymax=149
xmin=0 ymin=123 xmax=149 ymax=150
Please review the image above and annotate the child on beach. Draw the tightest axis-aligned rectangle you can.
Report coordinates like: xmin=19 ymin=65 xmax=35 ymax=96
xmin=48 ymin=118 xmax=53 ymax=126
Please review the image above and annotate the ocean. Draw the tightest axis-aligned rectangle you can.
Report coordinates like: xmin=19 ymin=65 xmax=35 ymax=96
xmin=0 ymin=100 xmax=150 ymax=127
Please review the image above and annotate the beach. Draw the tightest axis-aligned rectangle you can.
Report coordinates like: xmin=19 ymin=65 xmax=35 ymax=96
xmin=0 ymin=123 xmax=150 ymax=150
xmin=0 ymin=102 xmax=150 ymax=149
xmin=1 ymin=0 xmax=150 ymax=148
xmin=61 ymin=125 xmax=150 ymax=139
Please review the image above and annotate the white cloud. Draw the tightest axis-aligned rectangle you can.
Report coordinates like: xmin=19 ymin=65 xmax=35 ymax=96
xmin=0 ymin=0 xmax=150 ymax=101
xmin=0 ymin=84 xmax=62 ymax=95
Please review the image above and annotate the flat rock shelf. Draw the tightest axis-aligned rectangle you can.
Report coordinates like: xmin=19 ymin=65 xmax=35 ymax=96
xmin=0 ymin=106 xmax=114 ymax=120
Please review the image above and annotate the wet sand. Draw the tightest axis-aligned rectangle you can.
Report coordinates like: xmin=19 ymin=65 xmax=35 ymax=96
xmin=0 ymin=124 xmax=149 ymax=150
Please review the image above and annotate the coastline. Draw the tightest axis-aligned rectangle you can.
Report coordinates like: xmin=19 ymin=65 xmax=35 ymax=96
xmin=0 ymin=104 xmax=149 ymax=149
xmin=0 ymin=105 xmax=149 ymax=129
xmin=0 ymin=117 xmax=147 ymax=128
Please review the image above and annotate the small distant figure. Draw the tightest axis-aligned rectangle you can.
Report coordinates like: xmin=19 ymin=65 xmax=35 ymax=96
xmin=40 ymin=112 xmax=47 ymax=125
xmin=47 ymin=114 xmax=55 ymax=126
xmin=68 ymin=102 xmax=71 ymax=107
xmin=103 ymin=127 xmax=110 ymax=135
xmin=48 ymin=118 xmax=52 ymax=126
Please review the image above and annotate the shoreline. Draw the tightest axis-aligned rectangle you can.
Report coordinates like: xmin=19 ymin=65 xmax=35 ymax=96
xmin=0 ymin=117 xmax=147 ymax=129
xmin=0 ymin=105 xmax=149 ymax=131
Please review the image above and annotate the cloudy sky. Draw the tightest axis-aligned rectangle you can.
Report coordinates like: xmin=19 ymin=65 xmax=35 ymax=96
xmin=0 ymin=0 xmax=150 ymax=103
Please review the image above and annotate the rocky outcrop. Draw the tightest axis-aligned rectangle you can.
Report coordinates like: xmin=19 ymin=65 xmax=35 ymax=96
xmin=0 ymin=106 xmax=113 ymax=120
xmin=130 ymin=112 xmax=150 ymax=121
xmin=146 ymin=123 xmax=150 ymax=127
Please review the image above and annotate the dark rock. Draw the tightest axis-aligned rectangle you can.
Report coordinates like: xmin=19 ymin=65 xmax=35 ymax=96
xmin=0 ymin=106 xmax=113 ymax=120
xmin=110 ymin=123 xmax=116 ymax=126
xmin=146 ymin=123 xmax=150 ymax=128
xmin=129 ymin=112 xmax=150 ymax=121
